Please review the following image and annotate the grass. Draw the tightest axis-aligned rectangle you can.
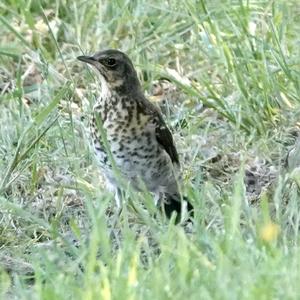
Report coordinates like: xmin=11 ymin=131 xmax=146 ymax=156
xmin=0 ymin=0 xmax=300 ymax=299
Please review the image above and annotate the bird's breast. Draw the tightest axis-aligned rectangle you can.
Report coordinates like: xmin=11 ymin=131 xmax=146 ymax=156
xmin=90 ymin=100 xmax=176 ymax=193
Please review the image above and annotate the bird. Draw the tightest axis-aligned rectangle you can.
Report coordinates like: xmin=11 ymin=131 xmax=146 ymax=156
xmin=77 ymin=49 xmax=193 ymax=221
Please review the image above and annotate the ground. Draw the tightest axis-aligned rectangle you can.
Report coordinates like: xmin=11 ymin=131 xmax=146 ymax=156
xmin=0 ymin=0 xmax=300 ymax=299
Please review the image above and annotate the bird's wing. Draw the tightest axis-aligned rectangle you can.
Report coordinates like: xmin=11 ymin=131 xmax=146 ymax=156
xmin=137 ymin=96 xmax=180 ymax=165
xmin=155 ymin=117 xmax=180 ymax=165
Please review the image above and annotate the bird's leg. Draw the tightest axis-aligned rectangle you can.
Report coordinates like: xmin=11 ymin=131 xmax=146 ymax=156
xmin=153 ymin=192 xmax=160 ymax=206
xmin=114 ymin=188 xmax=122 ymax=209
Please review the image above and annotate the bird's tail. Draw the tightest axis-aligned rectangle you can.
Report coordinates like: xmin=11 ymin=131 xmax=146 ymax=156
xmin=163 ymin=194 xmax=193 ymax=222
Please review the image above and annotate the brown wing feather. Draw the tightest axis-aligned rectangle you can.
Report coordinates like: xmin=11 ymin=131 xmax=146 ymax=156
xmin=155 ymin=119 xmax=180 ymax=165
xmin=137 ymin=95 xmax=180 ymax=165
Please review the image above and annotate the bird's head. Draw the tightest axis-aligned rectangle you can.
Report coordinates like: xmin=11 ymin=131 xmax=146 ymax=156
xmin=77 ymin=49 xmax=140 ymax=93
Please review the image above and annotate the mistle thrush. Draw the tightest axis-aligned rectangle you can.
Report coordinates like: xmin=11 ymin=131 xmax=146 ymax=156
xmin=77 ymin=49 xmax=193 ymax=219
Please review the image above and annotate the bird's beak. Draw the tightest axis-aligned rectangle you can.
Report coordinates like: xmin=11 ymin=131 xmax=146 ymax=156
xmin=77 ymin=55 xmax=96 ymax=65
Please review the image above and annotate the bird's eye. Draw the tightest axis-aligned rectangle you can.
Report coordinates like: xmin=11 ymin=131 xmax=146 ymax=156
xmin=105 ymin=58 xmax=117 ymax=66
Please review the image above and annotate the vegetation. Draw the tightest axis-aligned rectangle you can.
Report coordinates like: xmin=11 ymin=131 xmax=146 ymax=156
xmin=0 ymin=0 xmax=300 ymax=299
